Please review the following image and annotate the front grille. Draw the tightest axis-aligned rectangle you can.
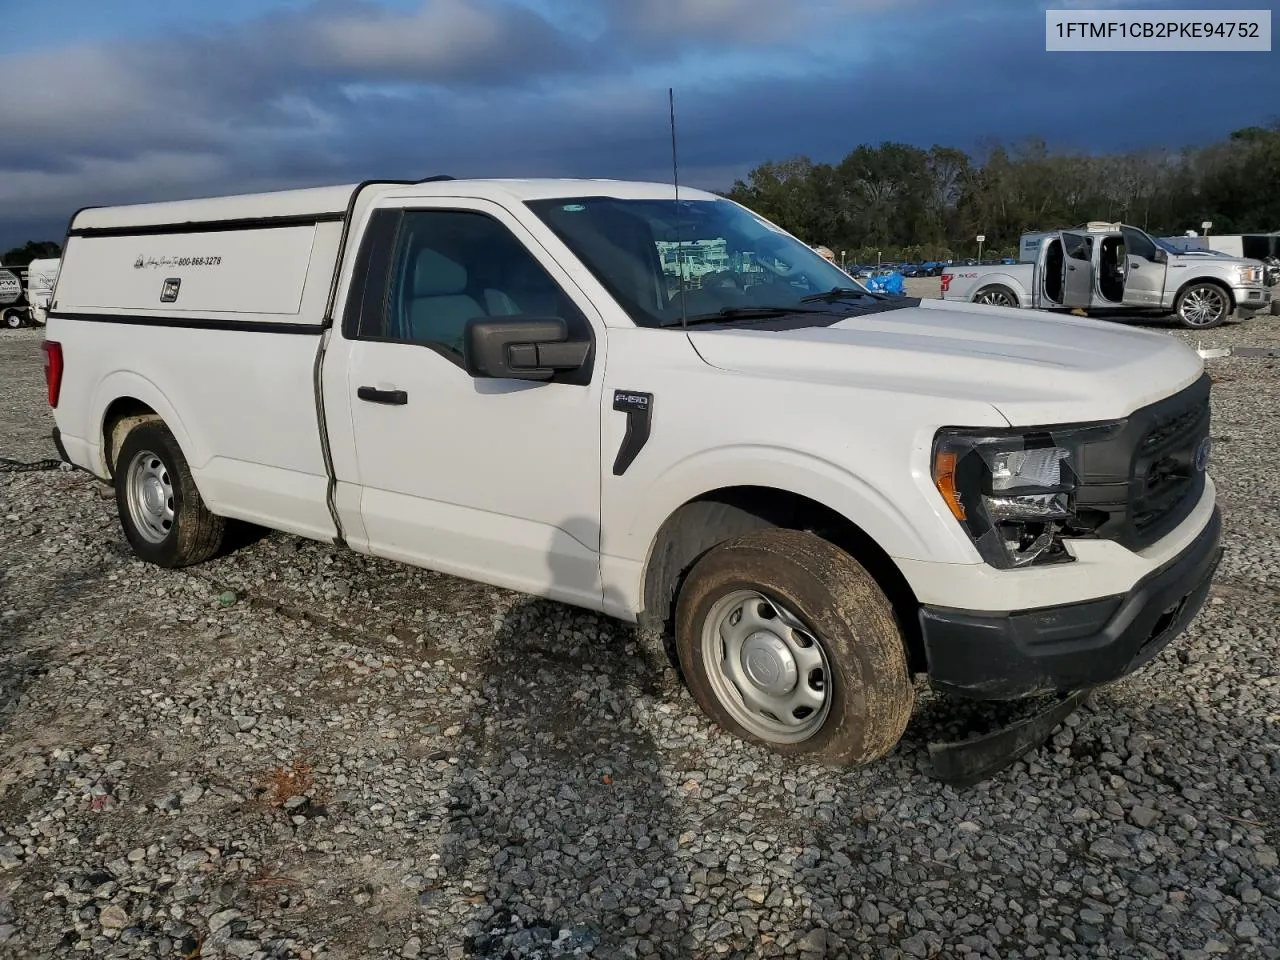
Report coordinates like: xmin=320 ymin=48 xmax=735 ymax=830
xmin=1072 ymin=373 xmax=1211 ymax=551
xmin=1139 ymin=405 xmax=1203 ymax=456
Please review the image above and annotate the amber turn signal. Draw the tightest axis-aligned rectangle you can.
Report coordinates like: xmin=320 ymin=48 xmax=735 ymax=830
xmin=933 ymin=450 xmax=966 ymax=521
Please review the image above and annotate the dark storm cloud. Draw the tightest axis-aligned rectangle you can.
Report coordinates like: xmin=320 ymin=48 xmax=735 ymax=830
xmin=0 ymin=0 xmax=1275 ymax=248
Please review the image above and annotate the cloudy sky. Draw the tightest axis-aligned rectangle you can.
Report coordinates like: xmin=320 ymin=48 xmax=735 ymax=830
xmin=1 ymin=0 xmax=1275 ymax=248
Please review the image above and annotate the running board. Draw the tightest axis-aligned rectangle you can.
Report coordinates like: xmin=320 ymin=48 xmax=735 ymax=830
xmin=927 ymin=689 xmax=1089 ymax=788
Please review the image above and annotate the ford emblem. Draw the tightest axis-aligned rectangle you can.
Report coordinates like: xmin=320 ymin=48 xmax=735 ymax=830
xmin=1194 ymin=436 xmax=1212 ymax=472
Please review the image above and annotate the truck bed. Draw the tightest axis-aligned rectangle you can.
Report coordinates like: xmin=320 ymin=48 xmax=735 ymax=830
xmin=940 ymin=262 xmax=1034 ymax=305
xmin=46 ymin=191 xmax=355 ymax=541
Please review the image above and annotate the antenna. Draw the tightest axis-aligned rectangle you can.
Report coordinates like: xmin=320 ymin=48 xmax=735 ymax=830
xmin=669 ymin=87 xmax=688 ymax=330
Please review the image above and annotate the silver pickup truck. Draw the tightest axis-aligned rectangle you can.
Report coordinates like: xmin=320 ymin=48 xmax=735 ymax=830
xmin=941 ymin=221 xmax=1273 ymax=329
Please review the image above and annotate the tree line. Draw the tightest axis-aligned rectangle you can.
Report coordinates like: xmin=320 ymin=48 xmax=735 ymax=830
xmin=5 ymin=124 xmax=1280 ymax=268
xmin=2 ymin=241 xmax=61 ymax=267
xmin=724 ymin=124 xmax=1280 ymax=264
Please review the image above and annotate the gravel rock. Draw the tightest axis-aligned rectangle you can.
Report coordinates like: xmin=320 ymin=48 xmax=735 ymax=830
xmin=98 ymin=905 xmax=128 ymax=930
xmin=1130 ymin=805 xmax=1160 ymax=828
xmin=2 ymin=313 xmax=1280 ymax=958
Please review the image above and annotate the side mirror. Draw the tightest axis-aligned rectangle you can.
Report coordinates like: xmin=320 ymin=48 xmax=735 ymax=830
xmin=1152 ymin=248 xmax=1167 ymax=263
xmin=462 ymin=317 xmax=590 ymax=381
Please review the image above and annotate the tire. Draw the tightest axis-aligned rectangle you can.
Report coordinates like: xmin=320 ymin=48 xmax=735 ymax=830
xmin=3 ymin=310 xmax=23 ymax=329
xmin=1174 ymin=282 xmax=1231 ymax=329
xmin=114 ymin=420 xmax=225 ymax=567
xmin=673 ymin=528 xmax=913 ymax=766
xmin=973 ymin=285 xmax=1018 ymax=308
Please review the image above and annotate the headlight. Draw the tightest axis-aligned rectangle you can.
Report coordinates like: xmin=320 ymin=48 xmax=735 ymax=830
xmin=1236 ymin=265 xmax=1262 ymax=284
xmin=931 ymin=424 xmax=1119 ymax=569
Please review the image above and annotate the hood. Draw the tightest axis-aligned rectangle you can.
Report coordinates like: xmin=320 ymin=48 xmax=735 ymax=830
xmin=1170 ymin=251 xmax=1262 ymax=267
xmin=686 ymin=298 xmax=1205 ymax=426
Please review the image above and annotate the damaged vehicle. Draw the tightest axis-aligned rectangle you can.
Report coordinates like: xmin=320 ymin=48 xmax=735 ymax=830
xmin=941 ymin=221 xmax=1271 ymax=329
xmin=42 ymin=178 xmax=1222 ymax=783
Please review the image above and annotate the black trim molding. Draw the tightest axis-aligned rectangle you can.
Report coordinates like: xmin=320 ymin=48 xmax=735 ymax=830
xmin=68 ymin=212 xmax=346 ymax=239
xmin=612 ymin=390 xmax=653 ymax=476
xmin=47 ymin=311 xmax=322 ymax=335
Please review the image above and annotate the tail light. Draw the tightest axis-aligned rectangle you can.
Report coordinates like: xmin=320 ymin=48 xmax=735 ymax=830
xmin=940 ymin=272 xmax=952 ymax=294
xmin=42 ymin=340 xmax=63 ymax=408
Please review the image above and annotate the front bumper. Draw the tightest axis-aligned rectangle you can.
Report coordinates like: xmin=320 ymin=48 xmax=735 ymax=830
xmin=1232 ymin=283 xmax=1271 ymax=315
xmin=919 ymin=505 xmax=1223 ymax=700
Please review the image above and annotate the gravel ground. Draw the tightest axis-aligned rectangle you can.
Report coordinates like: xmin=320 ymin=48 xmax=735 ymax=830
xmin=1 ymin=310 xmax=1278 ymax=960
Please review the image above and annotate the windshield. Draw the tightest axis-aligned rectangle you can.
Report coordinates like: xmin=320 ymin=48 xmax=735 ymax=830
xmin=525 ymin=196 xmax=866 ymax=327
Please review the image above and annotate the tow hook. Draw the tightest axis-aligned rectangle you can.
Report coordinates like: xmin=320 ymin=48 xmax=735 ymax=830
xmin=927 ymin=689 xmax=1090 ymax=788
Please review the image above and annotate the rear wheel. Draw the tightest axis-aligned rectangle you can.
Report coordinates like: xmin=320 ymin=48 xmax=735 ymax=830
xmin=2 ymin=310 xmax=23 ymax=329
xmin=973 ymin=285 xmax=1018 ymax=308
xmin=1175 ymin=282 xmax=1230 ymax=329
xmin=673 ymin=528 xmax=914 ymax=766
xmin=114 ymin=420 xmax=225 ymax=567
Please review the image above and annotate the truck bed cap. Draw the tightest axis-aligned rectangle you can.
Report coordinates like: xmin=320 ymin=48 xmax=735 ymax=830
xmin=68 ymin=178 xmax=721 ymax=236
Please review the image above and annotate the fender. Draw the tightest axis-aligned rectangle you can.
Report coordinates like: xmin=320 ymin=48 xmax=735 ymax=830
xmin=615 ymin=443 xmax=979 ymax=569
xmin=91 ymin=370 xmax=202 ymax=477
xmin=1170 ymin=275 xmax=1235 ymax=313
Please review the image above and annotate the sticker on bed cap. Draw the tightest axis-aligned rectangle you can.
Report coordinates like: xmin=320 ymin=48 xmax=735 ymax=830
xmin=561 ymin=204 xmax=586 ymax=212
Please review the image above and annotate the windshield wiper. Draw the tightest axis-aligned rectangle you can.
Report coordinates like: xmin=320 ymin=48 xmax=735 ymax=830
xmin=799 ymin=286 xmax=891 ymax=303
xmin=658 ymin=305 xmax=829 ymax=327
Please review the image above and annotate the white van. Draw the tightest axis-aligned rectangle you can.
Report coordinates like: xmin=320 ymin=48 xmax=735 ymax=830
xmin=42 ymin=177 xmax=1223 ymax=778
xmin=24 ymin=258 xmax=60 ymax=326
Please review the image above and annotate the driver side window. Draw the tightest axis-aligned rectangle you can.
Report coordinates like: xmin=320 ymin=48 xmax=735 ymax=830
xmin=1121 ymin=228 xmax=1157 ymax=262
xmin=361 ymin=209 xmax=588 ymax=363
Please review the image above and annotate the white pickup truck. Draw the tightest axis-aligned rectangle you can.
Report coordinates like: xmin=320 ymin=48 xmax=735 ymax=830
xmin=42 ymin=177 xmax=1223 ymax=776
xmin=941 ymin=221 xmax=1272 ymax=329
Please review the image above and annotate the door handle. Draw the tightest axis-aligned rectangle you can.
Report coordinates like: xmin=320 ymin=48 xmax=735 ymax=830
xmin=357 ymin=386 xmax=408 ymax=405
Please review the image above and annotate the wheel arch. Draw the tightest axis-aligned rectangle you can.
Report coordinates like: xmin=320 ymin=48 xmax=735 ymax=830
xmin=1176 ymin=275 xmax=1235 ymax=310
xmin=971 ymin=279 xmax=1025 ymax=307
xmin=94 ymin=373 xmax=199 ymax=479
xmin=637 ymin=485 xmax=927 ymax=674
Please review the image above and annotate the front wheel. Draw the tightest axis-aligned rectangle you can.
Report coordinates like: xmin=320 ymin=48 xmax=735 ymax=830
xmin=2 ymin=310 xmax=23 ymax=329
xmin=1175 ymin=283 xmax=1230 ymax=329
xmin=114 ymin=420 xmax=226 ymax=567
xmin=673 ymin=528 xmax=914 ymax=766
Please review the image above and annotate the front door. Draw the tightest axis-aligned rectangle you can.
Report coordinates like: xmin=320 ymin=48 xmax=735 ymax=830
xmin=1060 ymin=232 xmax=1094 ymax=308
xmin=334 ymin=198 xmax=607 ymax=610
xmin=1120 ymin=226 xmax=1168 ymax=308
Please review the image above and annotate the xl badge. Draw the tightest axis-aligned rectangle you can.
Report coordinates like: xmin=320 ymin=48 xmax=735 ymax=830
xmin=1194 ymin=436 xmax=1212 ymax=472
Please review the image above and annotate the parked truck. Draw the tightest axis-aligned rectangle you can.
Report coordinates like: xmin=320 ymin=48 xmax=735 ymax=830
xmin=1 ymin=264 xmax=30 ymax=328
xmin=42 ymin=177 xmax=1223 ymax=778
xmin=0 ymin=259 xmax=60 ymax=329
xmin=940 ymin=221 xmax=1272 ymax=329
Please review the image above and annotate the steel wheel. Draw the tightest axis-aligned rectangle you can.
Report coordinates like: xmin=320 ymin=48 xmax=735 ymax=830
xmin=975 ymin=287 xmax=1017 ymax=308
xmin=124 ymin=449 xmax=175 ymax=544
xmin=3 ymin=310 xmax=22 ymax=329
xmin=1178 ymin=284 xmax=1229 ymax=328
xmin=700 ymin=588 xmax=832 ymax=744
